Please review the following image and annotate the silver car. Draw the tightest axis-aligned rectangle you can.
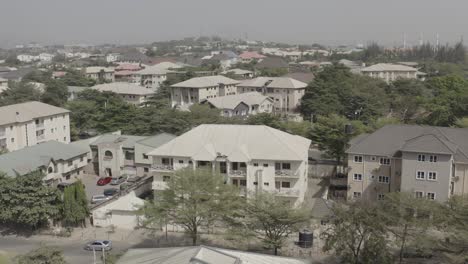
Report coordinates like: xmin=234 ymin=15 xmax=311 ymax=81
xmin=84 ymin=240 xmax=112 ymax=251
xmin=91 ymin=195 xmax=110 ymax=204
xmin=110 ymin=175 xmax=128 ymax=185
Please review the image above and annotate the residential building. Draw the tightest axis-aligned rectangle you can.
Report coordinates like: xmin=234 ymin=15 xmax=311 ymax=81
xmin=237 ymin=77 xmax=307 ymax=113
xmin=106 ymin=53 xmax=121 ymax=63
xmin=202 ymin=92 xmax=273 ymax=117
xmin=238 ymin=51 xmax=266 ymax=63
xmin=131 ymin=65 xmax=169 ymax=89
xmin=114 ymin=64 xmax=142 ymax=82
xmin=17 ymin=54 xmax=37 ymax=63
xmin=170 ymin=75 xmax=240 ymax=107
xmin=0 ymin=77 xmax=8 ymax=93
xmin=0 ymin=140 xmax=88 ymax=185
xmin=361 ymin=63 xmax=424 ymax=83
xmin=38 ymin=53 xmax=54 ymax=62
xmin=222 ymin=68 xmax=254 ymax=79
xmin=134 ymin=133 xmax=178 ymax=176
xmin=283 ymin=72 xmax=315 ymax=84
xmin=92 ymin=191 xmax=145 ymax=229
xmin=255 ymin=57 xmax=289 ymax=71
xmin=117 ymin=246 xmax=310 ymax=264
xmin=346 ymin=124 xmax=468 ymax=202
xmin=0 ymin=101 xmax=70 ymax=152
xmin=147 ymin=124 xmax=311 ymax=207
xmin=85 ymin=67 xmax=115 ymax=82
xmin=67 ymin=86 xmax=88 ymax=101
xmin=91 ymin=83 xmax=155 ymax=106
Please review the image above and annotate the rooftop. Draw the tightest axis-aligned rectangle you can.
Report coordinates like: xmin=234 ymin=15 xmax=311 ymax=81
xmin=171 ymin=75 xmax=240 ymax=88
xmin=92 ymin=82 xmax=155 ymax=96
xmin=85 ymin=67 xmax=114 ymax=74
xmin=205 ymin=92 xmax=271 ymax=110
xmin=239 ymin=51 xmax=266 ymax=60
xmin=361 ymin=63 xmax=418 ymax=72
xmin=239 ymin=77 xmax=307 ymax=89
xmin=0 ymin=101 xmax=70 ymax=126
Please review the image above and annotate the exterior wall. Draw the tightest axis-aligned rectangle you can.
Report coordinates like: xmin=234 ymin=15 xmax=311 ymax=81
xmin=134 ymin=74 xmax=167 ymax=89
xmin=400 ymin=152 xmax=452 ymax=202
xmin=171 ymin=84 xmax=238 ymax=107
xmin=237 ymin=87 xmax=305 ymax=113
xmin=96 ymin=143 xmax=124 ymax=177
xmin=364 ymin=71 xmax=418 ymax=83
xmin=134 ymin=143 xmax=154 ymax=176
xmin=453 ymin=163 xmax=468 ymax=197
xmin=118 ymin=93 xmax=148 ymax=106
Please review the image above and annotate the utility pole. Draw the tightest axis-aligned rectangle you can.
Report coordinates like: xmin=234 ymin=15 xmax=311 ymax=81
xmin=93 ymin=248 xmax=97 ymax=264
xmin=102 ymin=249 xmax=106 ymax=264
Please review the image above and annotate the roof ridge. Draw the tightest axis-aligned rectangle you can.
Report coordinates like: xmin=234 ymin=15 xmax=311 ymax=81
xmin=263 ymin=125 xmax=303 ymax=160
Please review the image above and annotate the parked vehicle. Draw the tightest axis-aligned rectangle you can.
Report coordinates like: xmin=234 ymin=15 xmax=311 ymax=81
xmin=84 ymin=240 xmax=112 ymax=251
xmin=103 ymin=188 xmax=119 ymax=196
xmin=97 ymin=177 xmax=112 ymax=186
xmin=91 ymin=195 xmax=110 ymax=204
xmin=110 ymin=175 xmax=128 ymax=185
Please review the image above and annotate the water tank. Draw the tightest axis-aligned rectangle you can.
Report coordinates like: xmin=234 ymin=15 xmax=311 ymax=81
xmin=298 ymin=230 xmax=313 ymax=248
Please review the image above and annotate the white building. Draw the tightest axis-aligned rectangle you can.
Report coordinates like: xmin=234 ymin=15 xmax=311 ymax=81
xmin=0 ymin=77 xmax=8 ymax=93
xmin=361 ymin=63 xmax=425 ymax=83
xmin=147 ymin=124 xmax=311 ymax=207
xmin=17 ymin=54 xmax=37 ymax=63
xmin=170 ymin=76 xmax=240 ymax=107
xmin=106 ymin=53 xmax=121 ymax=63
xmin=38 ymin=53 xmax=54 ymax=62
xmin=0 ymin=101 xmax=71 ymax=152
xmin=92 ymin=191 xmax=145 ymax=229
xmin=132 ymin=66 xmax=169 ymax=90
xmin=203 ymin=92 xmax=273 ymax=117
xmin=85 ymin=67 xmax=115 ymax=82
xmin=91 ymin=83 xmax=155 ymax=106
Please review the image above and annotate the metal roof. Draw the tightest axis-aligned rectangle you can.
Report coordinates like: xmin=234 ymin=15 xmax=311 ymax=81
xmin=239 ymin=77 xmax=307 ymax=89
xmin=92 ymin=82 xmax=154 ymax=96
xmin=205 ymin=92 xmax=271 ymax=110
xmin=361 ymin=63 xmax=418 ymax=72
xmin=171 ymin=76 xmax=240 ymax=88
xmin=0 ymin=101 xmax=70 ymax=126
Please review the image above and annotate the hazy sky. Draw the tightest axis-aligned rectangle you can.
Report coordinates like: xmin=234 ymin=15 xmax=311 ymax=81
xmin=1 ymin=0 xmax=467 ymax=47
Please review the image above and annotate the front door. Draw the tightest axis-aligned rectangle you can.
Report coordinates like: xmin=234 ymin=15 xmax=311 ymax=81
xmin=105 ymin=168 xmax=112 ymax=177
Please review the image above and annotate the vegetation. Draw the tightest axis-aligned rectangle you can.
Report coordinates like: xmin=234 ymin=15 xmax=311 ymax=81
xmin=15 ymin=245 xmax=67 ymax=264
xmin=62 ymin=181 xmax=89 ymax=227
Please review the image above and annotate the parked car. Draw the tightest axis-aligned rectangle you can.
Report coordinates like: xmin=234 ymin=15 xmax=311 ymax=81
xmin=127 ymin=176 xmax=142 ymax=183
xmin=97 ymin=177 xmax=112 ymax=186
xmin=110 ymin=175 xmax=128 ymax=185
xmin=91 ymin=195 xmax=111 ymax=204
xmin=103 ymin=188 xmax=119 ymax=196
xmin=84 ymin=240 xmax=112 ymax=251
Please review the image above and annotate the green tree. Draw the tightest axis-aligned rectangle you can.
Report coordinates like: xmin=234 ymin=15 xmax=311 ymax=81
xmin=41 ymin=79 xmax=68 ymax=107
xmin=247 ymin=113 xmax=282 ymax=129
xmin=15 ymin=245 xmax=67 ymax=264
xmin=141 ymin=168 xmax=240 ymax=245
xmin=62 ymin=181 xmax=89 ymax=227
xmin=388 ymin=79 xmax=429 ymax=122
xmin=62 ymin=69 xmax=95 ymax=87
xmin=0 ymin=81 xmax=42 ymax=106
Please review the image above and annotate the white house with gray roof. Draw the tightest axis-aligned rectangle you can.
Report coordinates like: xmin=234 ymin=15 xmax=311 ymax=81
xmin=237 ymin=77 xmax=307 ymax=113
xmin=202 ymin=92 xmax=273 ymax=117
xmin=360 ymin=63 xmax=425 ymax=83
xmin=0 ymin=140 xmax=88 ymax=185
xmin=345 ymin=124 xmax=468 ymax=202
xmin=170 ymin=75 xmax=240 ymax=107
xmin=91 ymin=82 xmax=154 ymax=106
xmin=147 ymin=124 xmax=311 ymax=207
xmin=0 ymin=101 xmax=70 ymax=152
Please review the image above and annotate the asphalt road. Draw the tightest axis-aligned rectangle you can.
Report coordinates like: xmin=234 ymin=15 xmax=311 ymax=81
xmin=0 ymin=236 xmax=131 ymax=264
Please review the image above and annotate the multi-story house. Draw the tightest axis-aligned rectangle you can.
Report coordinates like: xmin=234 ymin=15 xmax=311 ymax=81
xmin=170 ymin=76 xmax=240 ymax=108
xmin=91 ymin=83 xmax=154 ymax=106
xmin=85 ymin=67 xmax=115 ymax=82
xmin=345 ymin=124 xmax=468 ymax=202
xmin=202 ymin=92 xmax=274 ymax=117
xmin=0 ymin=140 xmax=88 ymax=186
xmin=360 ymin=63 xmax=425 ymax=83
xmin=0 ymin=101 xmax=70 ymax=152
xmin=131 ymin=65 xmax=169 ymax=90
xmin=147 ymin=124 xmax=311 ymax=207
xmin=237 ymin=77 xmax=307 ymax=113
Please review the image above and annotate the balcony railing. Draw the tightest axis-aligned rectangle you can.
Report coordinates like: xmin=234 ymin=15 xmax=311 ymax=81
xmin=275 ymin=170 xmax=299 ymax=178
xmin=151 ymin=164 xmax=174 ymax=171
xmin=229 ymin=170 xmax=247 ymax=176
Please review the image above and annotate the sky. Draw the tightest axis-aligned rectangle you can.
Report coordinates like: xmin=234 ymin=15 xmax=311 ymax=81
xmin=0 ymin=0 xmax=467 ymax=48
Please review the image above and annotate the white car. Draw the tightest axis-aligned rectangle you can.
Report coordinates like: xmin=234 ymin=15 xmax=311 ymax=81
xmin=91 ymin=195 xmax=110 ymax=204
xmin=84 ymin=240 xmax=112 ymax=251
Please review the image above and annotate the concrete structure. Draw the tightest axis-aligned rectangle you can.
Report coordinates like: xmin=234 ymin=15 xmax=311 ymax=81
xmin=106 ymin=53 xmax=121 ymax=63
xmin=91 ymin=83 xmax=154 ymax=106
xmin=131 ymin=65 xmax=169 ymax=90
xmin=0 ymin=140 xmax=88 ymax=185
xmin=92 ymin=191 xmax=144 ymax=229
xmin=361 ymin=63 xmax=424 ymax=83
xmin=0 ymin=101 xmax=70 ymax=152
xmin=147 ymin=124 xmax=311 ymax=207
xmin=202 ymin=92 xmax=273 ymax=117
xmin=117 ymin=246 xmax=310 ymax=264
xmin=85 ymin=67 xmax=115 ymax=82
xmin=346 ymin=125 xmax=468 ymax=202
xmin=170 ymin=76 xmax=240 ymax=108
xmin=238 ymin=77 xmax=307 ymax=113
xmin=238 ymin=51 xmax=266 ymax=63
xmin=221 ymin=68 xmax=254 ymax=79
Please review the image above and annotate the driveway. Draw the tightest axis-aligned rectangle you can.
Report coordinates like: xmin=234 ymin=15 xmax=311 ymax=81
xmin=80 ymin=174 xmax=123 ymax=203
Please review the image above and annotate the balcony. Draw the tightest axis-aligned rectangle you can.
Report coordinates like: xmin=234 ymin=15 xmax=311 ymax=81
xmin=270 ymin=188 xmax=300 ymax=197
xmin=330 ymin=177 xmax=348 ymax=186
xmin=229 ymin=170 xmax=247 ymax=177
xmin=151 ymin=164 xmax=174 ymax=172
xmin=275 ymin=170 xmax=299 ymax=178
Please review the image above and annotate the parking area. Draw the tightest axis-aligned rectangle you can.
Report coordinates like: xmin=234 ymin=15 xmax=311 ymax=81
xmin=79 ymin=174 xmax=123 ymax=203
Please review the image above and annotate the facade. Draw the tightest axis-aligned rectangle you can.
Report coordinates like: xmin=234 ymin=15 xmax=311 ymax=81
xmin=91 ymin=83 xmax=155 ymax=106
xmin=92 ymin=191 xmax=144 ymax=229
xmin=361 ymin=63 xmax=423 ymax=83
xmin=238 ymin=51 xmax=266 ymax=63
xmin=131 ymin=65 xmax=169 ymax=89
xmin=0 ymin=77 xmax=8 ymax=93
xmin=106 ymin=53 xmax=121 ymax=63
xmin=346 ymin=125 xmax=468 ymax=202
xmin=170 ymin=75 xmax=240 ymax=107
xmin=202 ymin=92 xmax=273 ymax=117
xmin=0 ymin=101 xmax=70 ymax=152
xmin=0 ymin=140 xmax=88 ymax=185
xmin=85 ymin=67 xmax=115 ymax=82
xmin=222 ymin=68 xmax=254 ymax=79
xmin=147 ymin=124 xmax=311 ymax=207
xmin=237 ymin=77 xmax=307 ymax=113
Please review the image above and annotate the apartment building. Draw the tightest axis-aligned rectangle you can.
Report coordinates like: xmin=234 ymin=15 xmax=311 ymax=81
xmin=131 ymin=65 xmax=169 ymax=90
xmin=147 ymin=124 xmax=311 ymax=207
xmin=0 ymin=101 xmax=70 ymax=152
xmin=360 ymin=63 xmax=425 ymax=83
xmin=85 ymin=67 xmax=115 ymax=82
xmin=91 ymin=83 xmax=154 ymax=106
xmin=170 ymin=76 xmax=240 ymax=107
xmin=202 ymin=92 xmax=273 ymax=117
xmin=237 ymin=77 xmax=307 ymax=113
xmin=345 ymin=125 xmax=468 ymax=202
xmin=0 ymin=140 xmax=88 ymax=185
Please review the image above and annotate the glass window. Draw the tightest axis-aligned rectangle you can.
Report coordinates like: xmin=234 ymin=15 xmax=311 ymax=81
xmin=281 ymin=181 xmax=291 ymax=188
xmin=353 ymin=192 xmax=362 ymax=198
xmin=354 ymin=156 xmax=363 ymax=163
xmin=427 ymin=192 xmax=436 ymax=200
xmin=415 ymin=191 xmax=424 ymax=198
xmin=379 ymin=158 xmax=390 ymax=165
xmin=240 ymin=180 xmax=246 ymax=186
xmin=263 ymin=164 xmax=268 ymax=167
xmin=163 ymin=175 xmax=171 ymax=182
xmin=416 ymin=171 xmax=425 ymax=180
xmin=253 ymin=163 xmax=258 ymax=167
xmin=418 ymin=154 xmax=426 ymax=162
xmin=429 ymin=155 xmax=437 ymax=162
xmin=378 ymin=176 xmax=390 ymax=184
xmin=378 ymin=194 xmax=385 ymax=200
xmin=282 ymin=163 xmax=291 ymax=170
xmin=353 ymin=174 xmax=363 ymax=181
xmin=143 ymin=154 xmax=148 ymax=159
xmin=104 ymin=151 xmax=113 ymax=159
xmin=428 ymin=172 xmax=437 ymax=180
xmin=144 ymin=167 xmax=149 ymax=173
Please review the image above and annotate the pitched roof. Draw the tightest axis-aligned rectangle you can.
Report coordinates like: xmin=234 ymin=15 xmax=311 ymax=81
xmin=255 ymin=57 xmax=289 ymax=69
xmin=239 ymin=77 xmax=307 ymax=89
xmin=0 ymin=67 xmax=35 ymax=80
xmin=0 ymin=101 xmax=70 ymax=126
xmin=283 ymin=72 xmax=315 ymax=84
xmin=147 ymin=124 xmax=311 ymax=162
xmin=115 ymin=64 xmax=141 ymax=71
xmin=136 ymin=133 xmax=177 ymax=148
xmin=85 ymin=67 xmax=114 ymax=74
xmin=222 ymin=68 xmax=253 ymax=75
xmin=171 ymin=75 xmax=240 ymax=88
xmin=205 ymin=92 xmax=271 ymax=110
xmin=347 ymin=124 xmax=468 ymax=162
xmin=116 ymin=246 xmax=310 ymax=264
xmin=134 ymin=65 xmax=170 ymax=75
xmin=239 ymin=51 xmax=266 ymax=60
xmin=0 ymin=140 xmax=88 ymax=177
xmin=90 ymin=134 xmax=147 ymax=149
xmin=92 ymin=82 xmax=154 ymax=96
xmin=361 ymin=63 xmax=418 ymax=72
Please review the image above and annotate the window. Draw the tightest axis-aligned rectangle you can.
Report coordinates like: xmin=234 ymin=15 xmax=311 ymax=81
xmin=264 ymin=182 xmax=269 ymax=186
xmin=253 ymin=182 xmax=258 ymax=185
xmin=371 ymin=156 xmax=376 ymax=161
xmin=253 ymin=163 xmax=258 ymax=167
xmin=416 ymin=171 xmax=425 ymax=180
xmin=162 ymin=158 xmax=170 ymax=165
xmin=144 ymin=167 xmax=149 ymax=173
xmin=379 ymin=158 xmax=390 ymax=165
xmin=427 ymin=192 xmax=436 ymax=200
xmin=281 ymin=181 xmax=291 ymax=188
xmin=353 ymin=173 xmax=363 ymax=181
xmin=80 ymin=157 xmax=84 ymax=162
xmin=163 ymin=175 xmax=171 ymax=182
xmin=428 ymin=172 xmax=437 ymax=181
xmin=11 ymin=138 xmax=14 ymax=143
xmin=179 ymin=160 xmax=184 ymax=164
xmin=68 ymin=161 xmax=73 ymax=166
xmin=240 ymin=180 xmax=246 ymax=186
xmin=263 ymin=164 xmax=268 ymax=167
xmin=104 ymin=151 xmax=113 ymax=159
xmin=378 ymin=176 xmax=390 ymax=184
xmin=354 ymin=156 xmax=363 ymax=163
xmin=429 ymin=155 xmax=437 ymax=162
xmin=378 ymin=194 xmax=385 ymax=200
xmin=125 ymin=151 xmax=134 ymax=160
xmin=282 ymin=163 xmax=291 ymax=170
xmin=63 ymin=137 xmax=66 ymax=141
xmin=415 ymin=191 xmax=424 ymax=198
xmin=418 ymin=154 xmax=426 ymax=162
xmin=48 ymin=167 xmax=53 ymax=173
xmin=143 ymin=154 xmax=148 ymax=160
xmin=353 ymin=192 xmax=362 ymax=198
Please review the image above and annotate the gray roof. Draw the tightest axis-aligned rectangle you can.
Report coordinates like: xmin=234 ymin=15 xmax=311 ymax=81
xmin=347 ymin=124 xmax=468 ymax=163
xmin=283 ymin=72 xmax=315 ymax=84
xmin=92 ymin=82 xmax=154 ymax=96
xmin=205 ymin=92 xmax=271 ymax=110
xmin=361 ymin=63 xmax=418 ymax=72
xmin=85 ymin=67 xmax=114 ymax=74
xmin=136 ymin=133 xmax=177 ymax=148
xmin=0 ymin=101 xmax=70 ymax=126
xmin=117 ymin=246 xmax=310 ymax=264
xmin=0 ymin=68 xmax=35 ymax=80
xmin=239 ymin=77 xmax=307 ymax=89
xmin=171 ymin=75 xmax=240 ymax=88
xmin=90 ymin=134 xmax=147 ymax=149
xmin=311 ymin=198 xmax=334 ymax=219
xmin=255 ymin=57 xmax=289 ymax=69
xmin=0 ymin=141 xmax=88 ymax=177
xmin=67 ymin=86 xmax=88 ymax=93
xmin=222 ymin=68 xmax=253 ymax=75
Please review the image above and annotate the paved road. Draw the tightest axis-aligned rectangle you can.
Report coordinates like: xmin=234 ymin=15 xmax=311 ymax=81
xmin=0 ymin=236 xmax=131 ymax=264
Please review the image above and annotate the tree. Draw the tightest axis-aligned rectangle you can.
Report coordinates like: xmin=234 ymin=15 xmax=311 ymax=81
xmin=16 ymin=245 xmax=67 ymax=264
xmin=322 ymin=202 xmax=392 ymax=264
xmin=61 ymin=69 xmax=95 ymax=87
xmin=141 ymin=168 xmax=240 ymax=245
xmin=62 ymin=181 xmax=89 ymax=227
xmin=229 ymin=193 xmax=310 ymax=255
xmin=388 ymin=79 xmax=429 ymax=122
xmin=0 ymin=81 xmax=42 ymax=106
xmin=247 ymin=113 xmax=282 ymax=129
xmin=41 ymin=79 xmax=68 ymax=107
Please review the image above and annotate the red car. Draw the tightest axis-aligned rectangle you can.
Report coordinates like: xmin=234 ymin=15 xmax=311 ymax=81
xmin=97 ymin=177 xmax=112 ymax=186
